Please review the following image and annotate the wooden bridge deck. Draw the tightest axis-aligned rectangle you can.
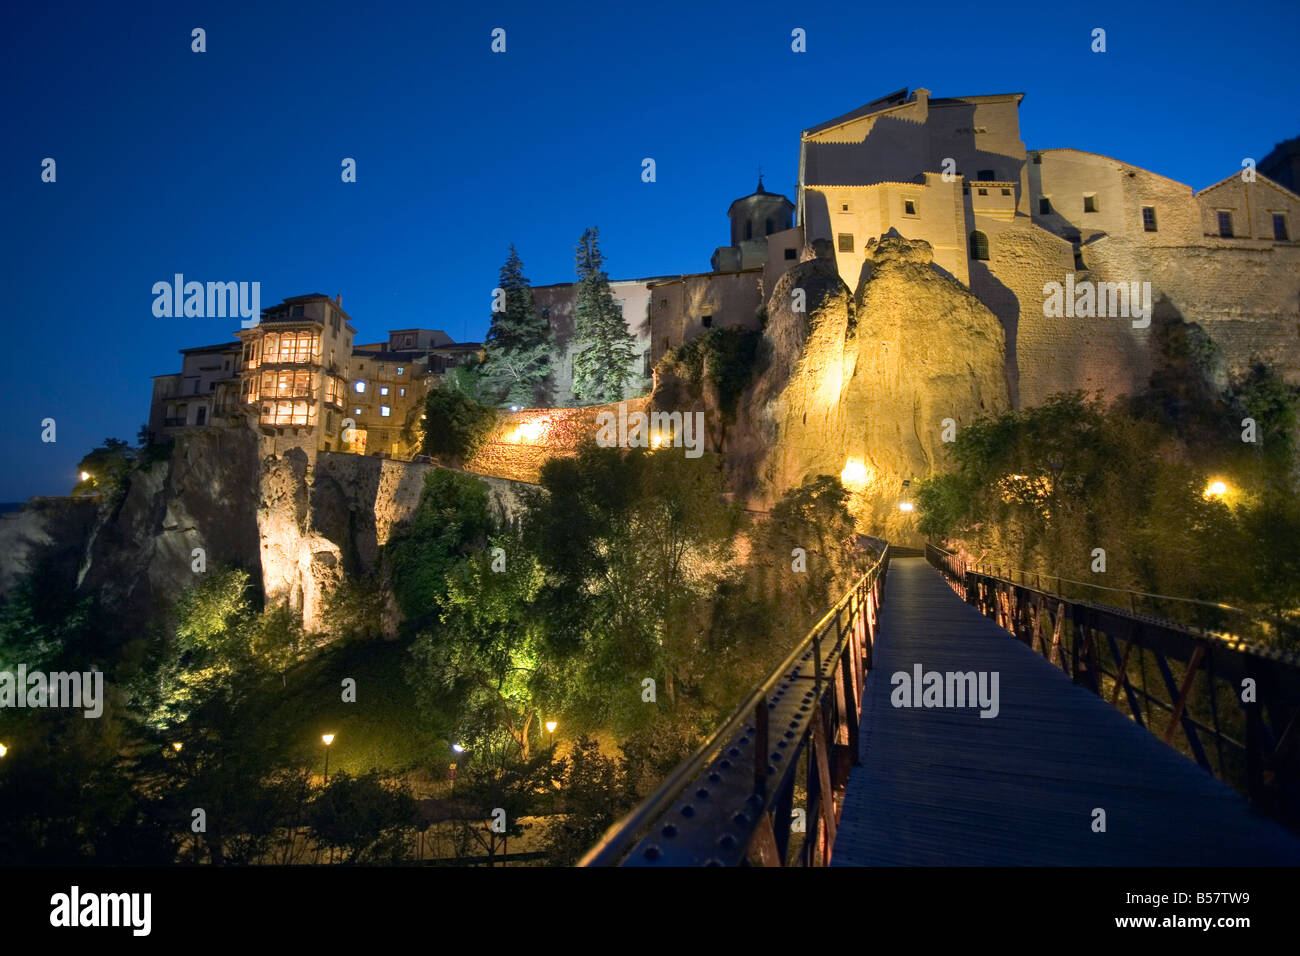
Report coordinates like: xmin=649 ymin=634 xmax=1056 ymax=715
xmin=832 ymin=557 xmax=1300 ymax=866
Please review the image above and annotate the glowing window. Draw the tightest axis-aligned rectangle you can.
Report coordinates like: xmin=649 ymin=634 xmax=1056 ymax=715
xmin=380 ymin=386 xmax=389 ymax=396
xmin=354 ymin=381 xmax=366 ymax=393
xmin=380 ymin=405 xmax=391 ymax=417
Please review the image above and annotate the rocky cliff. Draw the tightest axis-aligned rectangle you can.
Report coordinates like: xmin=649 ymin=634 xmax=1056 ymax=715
xmin=0 ymin=430 xmax=535 ymax=636
xmin=653 ymin=235 xmax=1011 ymax=544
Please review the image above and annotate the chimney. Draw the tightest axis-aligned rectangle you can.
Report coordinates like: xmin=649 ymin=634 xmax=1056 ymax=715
xmin=913 ymin=87 xmax=931 ymax=107
xmin=335 ymin=294 xmax=341 ymax=307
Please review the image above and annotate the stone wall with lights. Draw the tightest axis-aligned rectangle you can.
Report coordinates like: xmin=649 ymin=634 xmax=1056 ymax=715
xmin=463 ymin=397 xmax=651 ymax=484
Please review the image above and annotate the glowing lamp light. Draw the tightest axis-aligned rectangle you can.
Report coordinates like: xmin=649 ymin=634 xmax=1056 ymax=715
xmin=452 ymin=743 xmax=465 ymax=754
xmin=841 ymin=458 xmax=868 ymax=490
xmin=545 ymin=721 xmax=558 ymax=734
xmin=899 ymin=501 xmax=915 ymax=513
xmin=172 ymin=742 xmax=183 ymax=752
xmin=1206 ymin=480 xmax=1228 ymax=498
xmin=516 ymin=420 xmax=543 ymax=442
xmin=79 ymin=471 xmax=91 ymax=481
xmin=321 ymin=733 xmax=336 ymax=746
xmin=0 ymin=743 xmax=7 ymax=758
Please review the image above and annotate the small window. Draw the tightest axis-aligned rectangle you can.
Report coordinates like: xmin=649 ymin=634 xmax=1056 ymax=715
xmin=977 ymin=188 xmax=988 ymax=196
xmin=1001 ymin=188 xmax=1011 ymax=196
xmin=354 ymin=381 xmax=366 ymax=393
xmin=962 ymin=184 xmax=969 ymax=195
xmin=838 ymin=233 xmax=854 ymax=253
xmin=399 ymin=387 xmax=406 ymax=397
xmin=353 ymin=408 xmax=361 ymax=416
xmin=1142 ymin=206 xmax=1158 ymax=232
xmin=977 ymin=169 xmax=996 ymax=181
xmin=404 ymin=335 xmax=413 ymax=346
xmin=745 ymin=222 xmax=753 ymax=240
xmin=380 ymin=386 xmax=389 ymax=396
xmin=969 ymin=231 xmax=990 ymax=261
xmin=1039 ymin=197 xmax=1052 ymax=215
xmin=765 ymin=218 xmax=774 ymax=235
xmin=396 ymin=366 xmax=404 ymax=375
xmin=702 ymin=314 xmax=713 ymax=328
xmin=1217 ymin=211 xmax=1234 ymax=238
xmin=1032 ymin=154 xmax=1042 ymax=164
xmin=291 ymin=304 xmax=304 ymax=316
xmin=840 ymin=203 xmax=849 ymax=212
xmin=1084 ymin=195 xmax=1097 ymax=213
xmin=904 ymin=199 xmax=917 ymax=215
xmin=784 ymin=248 xmax=797 ymax=260
xmin=380 ymin=406 xmax=391 ymax=417
xmin=1274 ymin=214 xmax=1290 ymax=241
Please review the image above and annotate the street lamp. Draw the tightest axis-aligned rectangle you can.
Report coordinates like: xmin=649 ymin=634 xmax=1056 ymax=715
xmin=0 ymin=743 xmax=7 ymax=758
xmin=1206 ymin=479 xmax=1229 ymax=498
xmin=321 ymin=733 xmax=336 ymax=782
xmin=79 ymin=471 xmax=91 ymax=482
xmin=171 ymin=742 xmax=183 ymax=753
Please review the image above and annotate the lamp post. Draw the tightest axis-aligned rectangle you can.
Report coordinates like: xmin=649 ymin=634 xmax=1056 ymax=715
xmin=451 ymin=743 xmax=464 ymax=793
xmin=545 ymin=720 xmax=557 ymax=747
xmin=321 ymin=733 xmax=336 ymax=783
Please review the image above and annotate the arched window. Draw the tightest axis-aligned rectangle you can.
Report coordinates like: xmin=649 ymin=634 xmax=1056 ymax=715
xmin=745 ymin=221 xmax=753 ymax=240
xmin=765 ymin=218 xmax=774 ymax=235
xmin=969 ymin=231 xmax=990 ymax=261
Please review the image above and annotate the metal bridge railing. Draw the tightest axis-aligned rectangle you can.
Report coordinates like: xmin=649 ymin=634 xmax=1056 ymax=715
xmin=925 ymin=542 xmax=1300 ymax=829
xmin=579 ymin=546 xmax=891 ymax=866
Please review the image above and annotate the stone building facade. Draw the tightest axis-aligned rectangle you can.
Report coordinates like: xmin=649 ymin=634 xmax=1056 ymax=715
xmin=788 ymin=87 xmax=1300 ymax=408
xmin=148 ymin=293 xmax=481 ymax=462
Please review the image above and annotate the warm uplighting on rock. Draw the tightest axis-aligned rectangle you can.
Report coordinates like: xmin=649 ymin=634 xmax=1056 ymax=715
xmin=840 ymin=457 xmax=868 ymax=490
xmin=898 ymin=501 xmax=914 ymax=513
xmin=510 ymin=417 xmax=550 ymax=443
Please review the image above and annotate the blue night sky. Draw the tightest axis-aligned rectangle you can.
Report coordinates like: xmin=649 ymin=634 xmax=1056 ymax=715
xmin=2 ymin=0 xmax=1297 ymax=501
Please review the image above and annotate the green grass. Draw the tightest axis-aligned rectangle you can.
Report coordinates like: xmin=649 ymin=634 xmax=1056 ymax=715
xmin=264 ymin=637 xmax=447 ymax=777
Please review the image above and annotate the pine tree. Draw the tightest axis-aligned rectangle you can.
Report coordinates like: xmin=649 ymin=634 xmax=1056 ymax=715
xmin=571 ymin=227 xmax=636 ymax=405
xmin=480 ymin=246 xmax=552 ymax=407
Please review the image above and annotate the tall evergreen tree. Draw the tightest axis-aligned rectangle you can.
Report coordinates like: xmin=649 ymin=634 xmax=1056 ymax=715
xmin=571 ymin=228 xmax=636 ymax=405
xmin=480 ymin=246 xmax=552 ymax=407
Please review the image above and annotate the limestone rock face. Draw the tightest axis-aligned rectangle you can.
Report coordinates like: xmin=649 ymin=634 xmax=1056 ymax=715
xmin=655 ymin=234 xmax=1011 ymax=545
xmin=54 ymin=428 xmax=262 ymax=635
xmin=839 ymin=235 xmax=1011 ymax=538
xmin=0 ymin=426 xmax=543 ymax=643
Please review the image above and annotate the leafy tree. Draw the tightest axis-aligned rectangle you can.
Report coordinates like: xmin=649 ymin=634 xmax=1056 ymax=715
xmin=480 ymin=246 xmax=553 ymax=407
xmin=420 ymin=385 xmax=498 ymax=464
xmin=307 ymin=771 xmax=423 ymax=864
xmin=75 ymin=437 xmax=136 ymax=505
xmin=446 ymin=742 xmax=559 ymax=863
xmin=388 ymin=469 xmax=495 ymax=631
xmin=543 ymin=735 xmax=635 ymax=865
xmin=526 ymin=443 xmax=736 ymax=726
xmin=571 ymin=228 xmax=636 ymax=404
xmin=408 ymin=530 xmax=546 ymax=756
xmin=320 ymin=576 xmax=387 ymax=643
